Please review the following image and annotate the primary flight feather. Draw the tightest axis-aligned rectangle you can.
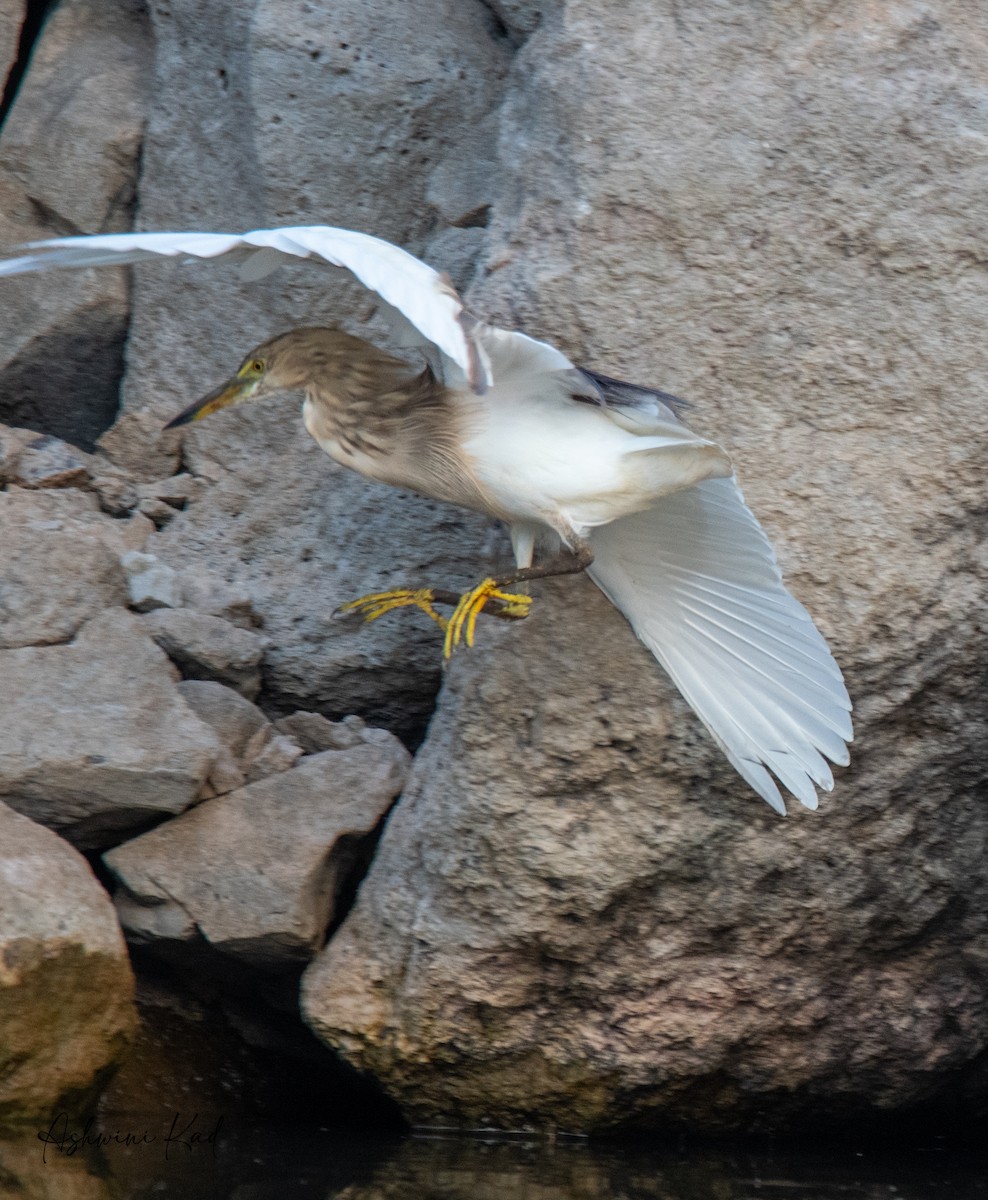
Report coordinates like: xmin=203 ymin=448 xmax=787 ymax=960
xmin=0 ymin=224 xmax=852 ymax=813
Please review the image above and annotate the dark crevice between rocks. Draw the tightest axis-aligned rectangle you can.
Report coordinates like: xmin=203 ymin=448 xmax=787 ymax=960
xmin=0 ymin=0 xmax=58 ymax=133
xmin=85 ymin=806 xmax=406 ymax=1131
xmin=322 ymin=810 xmax=394 ymax=946
xmin=258 ymin=668 xmax=443 ymax=752
xmin=101 ymin=954 xmax=406 ymax=1130
xmin=0 ymin=307 xmax=126 ymax=452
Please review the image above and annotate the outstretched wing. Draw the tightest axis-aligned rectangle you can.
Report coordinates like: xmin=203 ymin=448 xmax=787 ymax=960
xmin=587 ymin=476 xmax=852 ymax=814
xmin=0 ymin=225 xmax=492 ymax=392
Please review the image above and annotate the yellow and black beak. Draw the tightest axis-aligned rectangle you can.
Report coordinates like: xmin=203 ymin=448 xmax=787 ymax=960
xmin=163 ymin=374 xmax=258 ymax=430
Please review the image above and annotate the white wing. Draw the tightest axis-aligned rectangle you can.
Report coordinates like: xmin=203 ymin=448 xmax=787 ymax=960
xmin=0 ymin=225 xmax=492 ymax=392
xmin=587 ymin=476 xmax=852 ymax=814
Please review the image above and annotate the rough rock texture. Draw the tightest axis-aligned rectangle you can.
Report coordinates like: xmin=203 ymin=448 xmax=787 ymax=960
xmin=0 ymin=0 xmax=985 ymax=1140
xmin=140 ymin=606 xmax=267 ymax=697
xmin=105 ymin=736 xmax=410 ymax=970
xmin=110 ymin=0 xmax=513 ymax=737
xmin=0 ymin=612 xmax=220 ymax=847
xmin=0 ymin=801 xmax=135 ymax=1127
xmin=0 ymin=2 xmax=21 ymax=82
xmin=0 ymin=0 xmax=150 ymax=450
xmin=308 ymin=586 xmax=987 ymax=1131
xmin=302 ymin=1 xmax=988 ymax=1134
xmin=0 ymin=488 xmax=135 ymax=648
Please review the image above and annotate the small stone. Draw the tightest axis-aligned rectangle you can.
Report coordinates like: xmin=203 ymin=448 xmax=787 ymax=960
xmin=91 ymin=470 xmax=139 ymax=516
xmin=120 ymin=549 xmax=182 ymax=611
xmin=242 ymin=728 xmax=304 ymax=782
xmin=0 ymin=423 xmax=27 ymax=483
xmin=141 ymin=608 xmax=266 ymax=697
xmin=176 ymin=679 xmax=269 ymax=758
xmin=11 ymin=433 xmax=92 ymax=489
xmin=275 ymin=710 xmax=368 ymax=753
xmin=96 ymin=409 xmax=181 ymax=481
xmin=136 ymin=472 xmax=201 ymax=507
xmin=137 ymin=496 xmax=181 ymax=527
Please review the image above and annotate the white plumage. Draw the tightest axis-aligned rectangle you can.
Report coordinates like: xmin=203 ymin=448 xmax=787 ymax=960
xmin=0 ymin=224 xmax=852 ymax=813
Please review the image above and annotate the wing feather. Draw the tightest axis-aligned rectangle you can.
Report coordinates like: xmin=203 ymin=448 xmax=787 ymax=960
xmin=587 ymin=476 xmax=852 ymax=812
xmin=0 ymin=225 xmax=491 ymax=392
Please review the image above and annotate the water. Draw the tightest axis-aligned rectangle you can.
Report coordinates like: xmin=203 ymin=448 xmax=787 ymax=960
xmin=4 ymin=983 xmax=985 ymax=1198
xmin=3 ymin=1120 xmax=986 ymax=1199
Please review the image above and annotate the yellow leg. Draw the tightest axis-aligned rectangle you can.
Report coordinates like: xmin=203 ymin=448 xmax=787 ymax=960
xmin=443 ymin=577 xmax=532 ymax=659
xmin=336 ymin=588 xmax=449 ymax=631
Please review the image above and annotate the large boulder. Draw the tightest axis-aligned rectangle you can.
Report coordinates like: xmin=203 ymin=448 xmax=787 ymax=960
xmin=0 ymin=802 xmax=135 ymax=1127
xmin=0 ymin=0 xmax=150 ymax=450
xmin=302 ymin=1 xmax=988 ymax=1133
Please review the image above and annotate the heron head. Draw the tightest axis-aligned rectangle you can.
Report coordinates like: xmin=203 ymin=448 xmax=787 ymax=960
xmin=164 ymin=327 xmax=358 ymax=429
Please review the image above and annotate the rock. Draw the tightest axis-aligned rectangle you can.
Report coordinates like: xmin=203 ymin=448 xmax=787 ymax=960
xmin=302 ymin=2 xmax=988 ymax=1134
xmin=0 ymin=0 xmax=151 ymax=452
xmin=1 ymin=0 xmax=986 ymax=1141
xmin=150 ymin=435 xmax=499 ymax=740
xmin=0 ymin=801 xmax=135 ymax=1126
xmin=274 ymin=711 xmax=378 ymax=753
xmin=89 ymin=469 xmax=139 ymax=517
xmin=175 ymin=566 xmax=263 ymax=630
xmin=175 ymin=680 xmax=307 ymax=796
xmin=94 ymin=409 xmax=182 ymax=483
xmin=176 ymin=680 xmax=269 ymax=757
xmin=0 ymin=488 xmax=129 ymax=649
xmin=0 ymin=3 xmax=20 ymax=80
xmin=9 ymin=432 xmax=93 ymax=489
xmin=241 ymin=728 xmax=304 ymax=782
xmin=120 ymin=550 xmax=182 ymax=612
xmin=0 ymin=422 xmax=27 ymax=483
xmin=105 ymin=738 xmax=411 ymax=971
xmin=0 ymin=612 xmax=220 ymax=848
xmin=139 ymin=607 xmax=267 ymax=697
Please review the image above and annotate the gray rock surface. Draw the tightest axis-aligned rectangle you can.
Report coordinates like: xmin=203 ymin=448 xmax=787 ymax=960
xmin=0 ymin=801 xmax=135 ymax=1126
xmin=0 ymin=612 xmax=220 ymax=847
xmin=177 ymin=679 xmax=270 ymax=757
xmin=0 ymin=0 xmax=985 ymax=1139
xmin=8 ymin=433 xmax=92 ymax=489
xmin=302 ymin=0 xmax=988 ymax=1133
xmin=0 ymin=2 xmax=21 ymax=81
xmin=106 ymin=737 xmax=411 ymax=970
xmin=0 ymin=0 xmax=150 ymax=450
xmin=0 ymin=488 xmax=134 ymax=648
xmin=140 ymin=607 xmax=267 ymax=697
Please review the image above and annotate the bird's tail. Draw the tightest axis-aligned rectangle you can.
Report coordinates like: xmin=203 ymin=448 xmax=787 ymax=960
xmin=586 ymin=476 xmax=852 ymax=813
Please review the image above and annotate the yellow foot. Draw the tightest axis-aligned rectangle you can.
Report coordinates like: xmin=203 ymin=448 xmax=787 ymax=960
xmin=335 ymin=588 xmax=448 ymax=631
xmin=443 ymin=577 xmax=533 ymax=659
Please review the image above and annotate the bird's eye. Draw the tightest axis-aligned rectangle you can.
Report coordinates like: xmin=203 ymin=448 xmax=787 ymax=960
xmin=251 ymin=359 xmax=264 ymax=373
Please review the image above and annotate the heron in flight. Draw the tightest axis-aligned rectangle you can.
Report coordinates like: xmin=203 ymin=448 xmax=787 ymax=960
xmin=0 ymin=225 xmax=852 ymax=814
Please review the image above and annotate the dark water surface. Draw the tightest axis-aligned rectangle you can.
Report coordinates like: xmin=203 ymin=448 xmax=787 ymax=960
xmin=4 ymin=988 xmax=984 ymax=1198
xmin=2 ymin=1119 xmax=986 ymax=1200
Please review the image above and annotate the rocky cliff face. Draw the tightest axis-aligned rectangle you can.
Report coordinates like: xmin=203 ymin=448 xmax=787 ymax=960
xmin=0 ymin=0 xmax=985 ymax=1134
